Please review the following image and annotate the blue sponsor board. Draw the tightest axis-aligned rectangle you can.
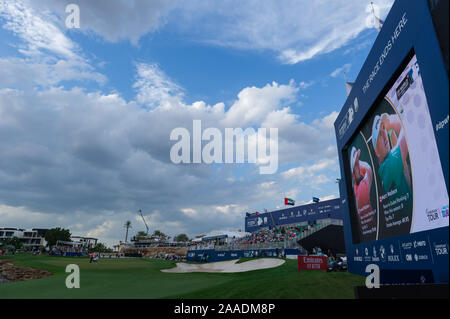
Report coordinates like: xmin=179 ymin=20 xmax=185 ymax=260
xmin=335 ymin=0 xmax=449 ymax=283
xmin=50 ymin=252 xmax=87 ymax=257
xmin=187 ymin=248 xmax=302 ymax=263
xmin=348 ymin=227 xmax=448 ymax=283
xmin=245 ymin=198 xmax=343 ymax=233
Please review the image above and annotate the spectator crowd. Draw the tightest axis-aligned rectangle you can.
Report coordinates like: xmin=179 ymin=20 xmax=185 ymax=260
xmin=210 ymin=224 xmax=322 ymax=250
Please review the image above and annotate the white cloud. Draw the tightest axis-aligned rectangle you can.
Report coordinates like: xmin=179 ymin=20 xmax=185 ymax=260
xmin=20 ymin=0 xmax=394 ymax=64
xmin=24 ymin=0 xmax=179 ymax=45
xmin=281 ymin=158 xmax=338 ymax=180
xmin=222 ymin=80 xmax=298 ymax=128
xmin=175 ymin=0 xmax=394 ymax=64
xmin=312 ymin=111 xmax=340 ymax=130
xmin=0 ymin=0 xmax=346 ymax=245
xmin=310 ymin=174 xmax=332 ymax=185
xmin=86 ymin=221 xmax=116 ymax=240
xmin=0 ymin=75 xmax=341 ymax=243
xmin=181 ymin=208 xmax=198 ymax=218
xmin=133 ymin=63 xmax=184 ymax=107
xmin=299 ymin=81 xmax=314 ymax=89
xmin=0 ymin=0 xmax=76 ymax=59
xmin=0 ymin=0 xmax=106 ymax=86
xmin=262 ymin=109 xmax=339 ymax=164
xmin=330 ymin=63 xmax=352 ymax=78
xmin=0 ymin=204 xmax=53 ymax=226
xmin=259 ymin=181 xmax=276 ymax=189
xmin=274 ymin=1 xmax=394 ymax=63
xmin=0 ymin=57 xmax=106 ymax=88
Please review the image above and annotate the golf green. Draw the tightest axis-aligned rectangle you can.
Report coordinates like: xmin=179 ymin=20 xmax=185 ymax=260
xmin=0 ymin=254 xmax=364 ymax=299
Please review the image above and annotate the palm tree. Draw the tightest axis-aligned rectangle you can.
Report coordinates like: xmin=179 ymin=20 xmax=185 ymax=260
xmin=135 ymin=231 xmax=148 ymax=241
xmin=124 ymin=221 xmax=132 ymax=242
xmin=152 ymin=230 xmax=166 ymax=239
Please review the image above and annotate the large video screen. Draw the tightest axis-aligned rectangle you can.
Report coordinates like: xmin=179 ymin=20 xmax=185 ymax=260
xmin=346 ymin=53 xmax=449 ymax=244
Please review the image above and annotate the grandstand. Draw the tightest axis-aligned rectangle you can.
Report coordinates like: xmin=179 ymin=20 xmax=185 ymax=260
xmin=187 ymin=198 xmax=346 ymax=262
xmin=244 ymin=198 xmax=343 ymax=232
xmin=118 ymin=234 xmax=191 ymax=259
xmin=51 ymin=241 xmax=88 ymax=257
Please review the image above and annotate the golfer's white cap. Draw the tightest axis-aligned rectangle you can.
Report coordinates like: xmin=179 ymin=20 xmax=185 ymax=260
xmin=350 ymin=147 xmax=358 ymax=172
xmin=372 ymin=115 xmax=381 ymax=150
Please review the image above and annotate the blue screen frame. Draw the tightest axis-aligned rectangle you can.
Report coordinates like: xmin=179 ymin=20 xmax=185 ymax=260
xmin=334 ymin=0 xmax=449 ymax=284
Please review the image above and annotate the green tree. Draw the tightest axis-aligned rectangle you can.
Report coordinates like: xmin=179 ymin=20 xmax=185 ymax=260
xmin=2 ymin=236 xmax=23 ymax=250
xmin=152 ymin=230 xmax=166 ymax=239
xmin=135 ymin=231 xmax=148 ymax=241
xmin=44 ymin=227 xmax=71 ymax=247
xmin=91 ymin=243 xmax=112 ymax=253
xmin=174 ymin=234 xmax=189 ymax=242
xmin=124 ymin=220 xmax=132 ymax=242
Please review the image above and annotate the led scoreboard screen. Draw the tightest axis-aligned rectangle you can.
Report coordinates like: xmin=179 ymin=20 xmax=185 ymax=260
xmin=335 ymin=0 xmax=449 ymax=284
xmin=345 ymin=53 xmax=448 ymax=244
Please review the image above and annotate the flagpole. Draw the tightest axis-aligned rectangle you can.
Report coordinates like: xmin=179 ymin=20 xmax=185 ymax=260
xmin=371 ymin=1 xmax=383 ymax=34
xmin=371 ymin=2 xmax=376 ymax=28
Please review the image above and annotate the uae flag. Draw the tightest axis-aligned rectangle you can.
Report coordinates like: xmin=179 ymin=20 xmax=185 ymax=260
xmin=284 ymin=198 xmax=295 ymax=206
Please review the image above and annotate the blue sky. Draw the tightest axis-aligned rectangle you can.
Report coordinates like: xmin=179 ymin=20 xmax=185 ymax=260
xmin=58 ymin=23 xmax=374 ymax=118
xmin=0 ymin=0 xmax=393 ymax=246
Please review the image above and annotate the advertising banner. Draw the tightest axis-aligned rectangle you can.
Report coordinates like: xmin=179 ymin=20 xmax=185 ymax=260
xmin=245 ymin=198 xmax=343 ymax=233
xmin=297 ymin=256 xmax=328 ymax=271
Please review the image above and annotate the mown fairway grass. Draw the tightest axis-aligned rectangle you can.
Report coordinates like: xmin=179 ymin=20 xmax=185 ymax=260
xmin=0 ymin=254 xmax=364 ymax=299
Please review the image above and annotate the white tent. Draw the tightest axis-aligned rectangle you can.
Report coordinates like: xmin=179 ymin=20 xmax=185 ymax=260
xmin=345 ymin=81 xmax=354 ymax=97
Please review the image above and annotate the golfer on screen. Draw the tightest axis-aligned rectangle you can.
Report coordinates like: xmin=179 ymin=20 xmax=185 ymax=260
xmin=372 ymin=112 xmax=412 ymax=196
xmin=351 ymin=147 xmax=376 ymax=238
xmin=351 ymin=146 xmax=374 ymax=218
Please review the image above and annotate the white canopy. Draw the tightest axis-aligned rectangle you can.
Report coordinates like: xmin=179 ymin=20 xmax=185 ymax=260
xmin=202 ymin=230 xmax=250 ymax=240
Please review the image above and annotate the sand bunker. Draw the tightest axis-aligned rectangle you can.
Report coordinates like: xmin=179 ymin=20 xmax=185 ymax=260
xmin=161 ymin=258 xmax=285 ymax=273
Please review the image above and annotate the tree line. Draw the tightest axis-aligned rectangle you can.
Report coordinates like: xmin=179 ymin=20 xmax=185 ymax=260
xmin=124 ymin=220 xmax=190 ymax=242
